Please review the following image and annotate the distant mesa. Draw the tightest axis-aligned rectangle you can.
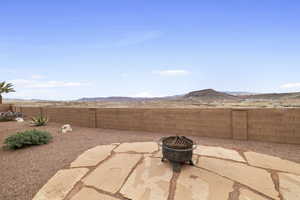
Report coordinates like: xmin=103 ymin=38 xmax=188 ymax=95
xmin=184 ymin=89 xmax=240 ymax=101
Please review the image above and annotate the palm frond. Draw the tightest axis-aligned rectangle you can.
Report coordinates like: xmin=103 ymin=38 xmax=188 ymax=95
xmin=0 ymin=82 xmax=5 ymax=88
xmin=0 ymin=82 xmax=15 ymax=94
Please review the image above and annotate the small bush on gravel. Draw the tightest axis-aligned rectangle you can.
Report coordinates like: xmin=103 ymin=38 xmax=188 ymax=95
xmin=0 ymin=111 xmax=23 ymax=122
xmin=4 ymin=129 xmax=53 ymax=149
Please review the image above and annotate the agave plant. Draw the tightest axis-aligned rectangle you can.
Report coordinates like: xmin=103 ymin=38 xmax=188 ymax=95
xmin=0 ymin=81 xmax=15 ymax=104
xmin=30 ymin=115 xmax=49 ymax=126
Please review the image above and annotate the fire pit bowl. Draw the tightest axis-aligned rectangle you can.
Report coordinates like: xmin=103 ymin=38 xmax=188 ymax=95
xmin=158 ymin=136 xmax=197 ymax=172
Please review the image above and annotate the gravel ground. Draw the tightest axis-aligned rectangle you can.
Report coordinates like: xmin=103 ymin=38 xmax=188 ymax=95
xmin=1 ymin=121 xmax=300 ymax=200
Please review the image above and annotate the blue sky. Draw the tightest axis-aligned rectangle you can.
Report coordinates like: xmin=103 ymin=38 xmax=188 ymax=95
xmin=1 ymin=0 xmax=300 ymax=100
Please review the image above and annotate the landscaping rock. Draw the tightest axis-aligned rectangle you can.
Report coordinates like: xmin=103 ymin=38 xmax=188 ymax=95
xmin=70 ymin=145 xmax=115 ymax=167
xmin=278 ymin=173 xmax=300 ymax=200
xmin=194 ymin=145 xmax=245 ymax=162
xmin=175 ymin=166 xmax=233 ymax=200
xmin=61 ymin=124 xmax=72 ymax=133
xmin=245 ymin=151 xmax=300 ymax=175
xmin=33 ymin=168 xmax=89 ymax=200
xmin=71 ymin=187 xmax=118 ymax=200
xmin=198 ymin=157 xmax=279 ymax=200
xmin=15 ymin=117 xmax=24 ymax=122
xmin=239 ymin=188 xmax=269 ymax=200
xmin=114 ymin=142 xmax=158 ymax=153
xmin=82 ymin=153 xmax=142 ymax=193
xmin=120 ymin=157 xmax=173 ymax=200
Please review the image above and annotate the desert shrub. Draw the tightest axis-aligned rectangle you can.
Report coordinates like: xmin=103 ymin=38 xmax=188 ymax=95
xmin=4 ymin=129 xmax=53 ymax=149
xmin=30 ymin=115 xmax=48 ymax=126
xmin=0 ymin=111 xmax=23 ymax=122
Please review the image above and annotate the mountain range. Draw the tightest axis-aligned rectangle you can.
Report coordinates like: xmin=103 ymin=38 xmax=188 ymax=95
xmin=5 ymin=89 xmax=300 ymax=102
xmin=76 ymin=89 xmax=300 ymax=102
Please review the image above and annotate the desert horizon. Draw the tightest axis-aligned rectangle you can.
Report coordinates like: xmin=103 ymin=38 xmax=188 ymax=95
xmin=4 ymin=88 xmax=300 ymax=108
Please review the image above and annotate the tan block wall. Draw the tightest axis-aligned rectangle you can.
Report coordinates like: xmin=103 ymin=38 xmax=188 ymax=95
xmin=88 ymin=108 xmax=97 ymax=128
xmin=232 ymin=110 xmax=248 ymax=140
xmin=0 ymin=105 xmax=11 ymax=112
xmin=44 ymin=107 xmax=91 ymax=127
xmin=19 ymin=107 xmax=42 ymax=119
xmin=96 ymin=108 xmax=232 ymax=138
xmin=11 ymin=106 xmax=300 ymax=144
xmin=247 ymin=109 xmax=300 ymax=144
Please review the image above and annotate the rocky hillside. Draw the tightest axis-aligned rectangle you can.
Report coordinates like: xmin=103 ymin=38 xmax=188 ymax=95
xmin=184 ymin=89 xmax=241 ymax=101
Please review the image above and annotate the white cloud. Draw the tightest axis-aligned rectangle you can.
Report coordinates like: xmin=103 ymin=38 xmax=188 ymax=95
xmin=280 ymin=82 xmax=300 ymax=89
xmin=10 ymin=79 xmax=91 ymax=88
xmin=153 ymin=70 xmax=190 ymax=76
xmin=7 ymin=88 xmax=57 ymax=100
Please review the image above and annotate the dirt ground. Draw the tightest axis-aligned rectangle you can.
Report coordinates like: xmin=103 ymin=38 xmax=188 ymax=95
xmin=1 ymin=121 xmax=300 ymax=200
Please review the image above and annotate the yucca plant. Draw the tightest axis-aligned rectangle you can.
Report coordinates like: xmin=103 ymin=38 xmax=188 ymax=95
xmin=30 ymin=115 xmax=49 ymax=126
xmin=0 ymin=81 xmax=15 ymax=104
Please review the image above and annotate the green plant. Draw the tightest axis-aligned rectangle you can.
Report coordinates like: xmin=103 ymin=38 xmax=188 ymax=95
xmin=0 ymin=111 xmax=23 ymax=122
xmin=30 ymin=115 xmax=49 ymax=126
xmin=0 ymin=81 xmax=15 ymax=104
xmin=4 ymin=129 xmax=53 ymax=149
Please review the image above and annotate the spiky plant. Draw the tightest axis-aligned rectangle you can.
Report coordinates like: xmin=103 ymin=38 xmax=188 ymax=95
xmin=0 ymin=82 xmax=15 ymax=104
xmin=30 ymin=115 xmax=49 ymax=126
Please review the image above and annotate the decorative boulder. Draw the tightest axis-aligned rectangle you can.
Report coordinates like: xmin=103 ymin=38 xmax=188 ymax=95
xmin=62 ymin=124 xmax=72 ymax=133
xmin=15 ymin=117 xmax=24 ymax=122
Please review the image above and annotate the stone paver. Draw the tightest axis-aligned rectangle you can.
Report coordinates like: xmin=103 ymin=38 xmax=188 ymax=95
xmin=114 ymin=142 xmax=158 ymax=153
xmin=70 ymin=187 xmax=118 ymax=200
xmin=33 ymin=168 xmax=89 ymax=200
xmin=195 ymin=145 xmax=245 ymax=162
xmin=175 ymin=166 xmax=233 ymax=200
xmin=245 ymin=151 xmax=300 ymax=175
xmin=120 ymin=157 xmax=173 ymax=200
xmin=34 ymin=142 xmax=300 ymax=200
xmin=239 ymin=188 xmax=269 ymax=200
xmin=83 ymin=153 xmax=142 ymax=193
xmin=198 ymin=157 xmax=279 ymax=200
xmin=153 ymin=149 xmax=163 ymax=158
xmin=278 ymin=173 xmax=300 ymax=200
xmin=70 ymin=145 xmax=115 ymax=167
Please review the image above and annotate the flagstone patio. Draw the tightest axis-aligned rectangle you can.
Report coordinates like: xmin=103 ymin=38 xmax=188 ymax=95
xmin=33 ymin=142 xmax=300 ymax=200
